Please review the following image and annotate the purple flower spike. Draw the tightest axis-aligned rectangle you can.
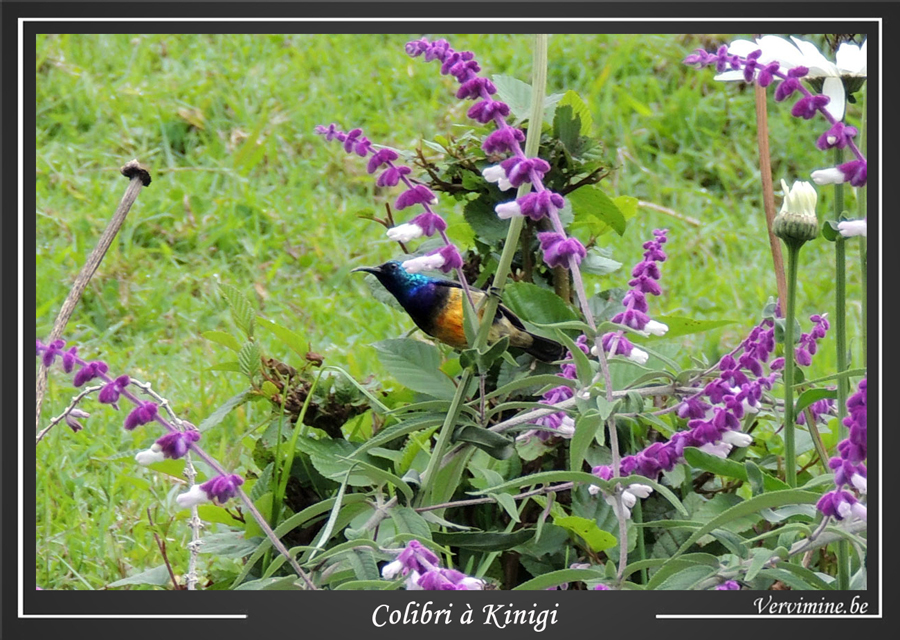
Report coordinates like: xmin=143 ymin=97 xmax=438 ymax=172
xmin=98 ymin=375 xmax=130 ymax=406
xmin=457 ymin=76 xmax=496 ymax=100
xmin=200 ymin=473 xmax=245 ymax=506
xmin=124 ymin=401 xmax=158 ymax=430
xmin=395 ymin=185 xmax=436 ymax=210
xmin=839 ymin=160 xmax=867 ymax=187
xmin=537 ymin=232 xmax=587 ymax=268
xmin=73 ymin=360 xmax=109 ymax=387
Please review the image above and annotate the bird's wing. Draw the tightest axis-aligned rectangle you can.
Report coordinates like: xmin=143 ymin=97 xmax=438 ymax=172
xmin=432 ymin=280 xmax=528 ymax=331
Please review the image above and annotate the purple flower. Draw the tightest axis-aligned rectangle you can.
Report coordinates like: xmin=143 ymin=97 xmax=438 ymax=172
xmin=678 ymin=396 xmax=712 ymax=420
xmin=467 ymin=99 xmax=510 ymax=124
xmin=790 ymin=94 xmax=830 ymax=120
xmin=65 ymin=408 xmax=90 ymax=433
xmin=98 ymin=375 xmax=130 ymax=406
xmin=123 ymin=401 xmax=158 ymax=430
xmin=341 ymin=128 xmax=372 ymax=156
xmin=366 ymin=148 xmax=399 ymax=174
xmin=516 ymin=190 xmax=566 ymax=222
xmin=816 ymin=121 xmax=858 ymax=151
xmin=135 ymin=429 xmax=201 ymax=465
xmin=73 ymin=360 xmax=109 ymax=387
xmin=593 ymin=584 xmax=611 ymax=591
xmin=395 ymin=185 xmax=436 ymax=210
xmin=402 ymin=244 xmax=463 ymax=274
xmin=176 ymin=473 xmax=244 ymax=508
xmin=715 ymin=580 xmax=741 ymax=590
xmin=456 ymin=76 xmax=496 ymax=100
xmin=774 ymin=77 xmax=802 ymax=102
xmin=482 ymin=127 xmax=525 ymax=155
xmin=500 ymin=156 xmax=551 ymax=188
xmin=537 ymin=232 xmax=586 ymax=268
xmin=376 ymin=164 xmax=412 ymax=188
xmin=200 ymin=473 xmax=245 ymax=506
xmin=816 ymin=489 xmax=865 ymax=521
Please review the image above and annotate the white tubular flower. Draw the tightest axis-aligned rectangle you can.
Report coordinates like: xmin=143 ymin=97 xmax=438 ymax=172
xmin=604 ymin=493 xmax=632 ymax=520
xmin=810 ymin=167 xmax=846 ymax=185
xmin=837 ymin=219 xmax=867 ymax=238
xmin=851 ymin=474 xmax=867 ymax=494
xmin=721 ymin=431 xmax=753 ymax=447
xmin=482 ymin=164 xmax=513 ymax=191
xmin=643 ymin=320 xmax=669 ymax=336
xmin=626 ymin=483 xmax=654 ymax=499
xmin=627 ymin=347 xmax=649 ymax=365
xmin=386 ymin=223 xmax=424 ymax=243
xmin=699 ymin=442 xmax=733 ymax=459
xmin=588 ymin=483 xmax=602 ymax=496
xmin=850 ymin=502 xmax=867 ymax=522
xmin=494 ymin=201 xmax=522 ymax=219
xmin=381 ymin=559 xmax=404 ymax=580
xmin=175 ymin=485 xmax=210 ymax=509
xmin=402 ymin=254 xmax=445 ymax=273
xmin=135 ymin=444 xmax=165 ymax=466
xmin=556 ymin=416 xmax=576 ymax=439
xmin=457 ymin=577 xmax=485 ymax=590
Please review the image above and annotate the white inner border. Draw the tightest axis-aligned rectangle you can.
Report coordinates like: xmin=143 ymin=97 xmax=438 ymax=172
xmin=20 ymin=16 xmax=881 ymax=621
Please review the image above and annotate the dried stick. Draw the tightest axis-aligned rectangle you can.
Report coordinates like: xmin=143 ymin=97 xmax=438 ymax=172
xmin=35 ymin=160 xmax=152 ymax=429
xmin=754 ymin=80 xmax=788 ymax=312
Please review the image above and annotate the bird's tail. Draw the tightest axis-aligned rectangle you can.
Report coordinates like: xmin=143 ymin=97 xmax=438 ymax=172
xmin=522 ymin=332 xmax=567 ymax=363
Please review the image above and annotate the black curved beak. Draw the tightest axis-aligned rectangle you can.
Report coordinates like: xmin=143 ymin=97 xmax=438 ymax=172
xmin=351 ymin=265 xmax=381 ymax=275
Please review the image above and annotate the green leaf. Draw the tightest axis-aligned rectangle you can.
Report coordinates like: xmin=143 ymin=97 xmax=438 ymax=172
xmin=334 ymin=579 xmax=404 ymax=591
xmin=795 ymin=387 xmax=838 ymax=415
xmin=513 ymin=568 xmax=604 ymax=591
xmin=491 ymin=75 xmax=564 ymax=124
xmin=206 ymin=361 xmax=242 ymax=373
xmin=649 ymin=316 xmax=738 ymax=339
xmin=555 ymin=329 xmax=593 ymax=385
xmin=554 ymin=90 xmax=593 ymax=137
xmin=197 ymin=390 xmax=252 ymax=432
xmin=197 ymin=532 xmax=260 ymax=558
xmin=493 ymin=493 xmax=521 ymax=523
xmin=502 ymin=281 xmax=579 ymax=327
xmin=238 ymin=341 xmax=261 ymax=379
xmin=219 ymin=282 xmax=255 ymax=339
xmin=202 ymin=330 xmax=242 ymax=352
xmin=108 ymin=565 xmax=172 ymax=588
xmin=373 ymin=339 xmax=457 ymax=400
xmin=654 ymin=565 xmax=717 ymax=590
xmin=389 ymin=506 xmax=432 ymax=540
xmin=580 ymin=247 xmax=623 ymax=276
xmin=433 ymin=528 xmax=535 ymax=551
xmin=463 ymin=196 xmax=510 ymax=242
xmin=745 ymin=547 xmax=778 ymax=581
xmin=452 ymin=425 xmax=515 ymax=460
xmin=335 ymin=456 xmax=414 ymax=503
xmin=569 ymin=411 xmax=603 ymax=473
xmin=471 ymin=470 xmax=604 ymax=495
xmin=683 ymin=447 xmax=790 ymax=492
xmin=568 ymin=185 xmax=627 ymax=237
xmin=673 ymin=489 xmax=823 ymax=559
xmin=257 ymin=316 xmax=307 ymax=359
xmin=235 ymin=576 xmax=301 ymax=590
xmin=553 ymin=515 xmax=616 ymax=552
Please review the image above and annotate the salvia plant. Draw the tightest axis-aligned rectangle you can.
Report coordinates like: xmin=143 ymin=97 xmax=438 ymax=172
xmin=37 ymin=33 xmax=867 ymax=592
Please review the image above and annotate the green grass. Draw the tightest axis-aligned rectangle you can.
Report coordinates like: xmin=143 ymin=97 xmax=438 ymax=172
xmin=35 ymin=33 xmax=864 ymax=589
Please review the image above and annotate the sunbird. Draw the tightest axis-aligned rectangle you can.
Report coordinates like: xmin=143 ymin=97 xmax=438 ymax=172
xmin=352 ymin=260 xmax=565 ymax=362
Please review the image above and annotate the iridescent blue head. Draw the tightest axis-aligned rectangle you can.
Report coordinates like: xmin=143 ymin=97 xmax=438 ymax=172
xmin=351 ymin=260 xmax=438 ymax=309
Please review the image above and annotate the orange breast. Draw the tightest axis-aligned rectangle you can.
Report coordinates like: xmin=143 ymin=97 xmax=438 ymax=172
xmin=429 ymin=287 xmax=469 ymax=348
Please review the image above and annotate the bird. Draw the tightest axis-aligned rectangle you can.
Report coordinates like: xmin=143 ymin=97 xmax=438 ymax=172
xmin=352 ymin=260 xmax=566 ymax=363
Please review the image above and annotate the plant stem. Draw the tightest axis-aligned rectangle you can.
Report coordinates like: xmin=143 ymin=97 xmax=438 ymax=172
xmin=783 ymin=243 xmax=800 ymax=488
xmin=832 ymin=145 xmax=852 ymax=591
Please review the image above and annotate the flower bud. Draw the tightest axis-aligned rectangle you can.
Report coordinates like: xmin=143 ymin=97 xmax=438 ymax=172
xmin=773 ymin=180 xmax=819 ymax=246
